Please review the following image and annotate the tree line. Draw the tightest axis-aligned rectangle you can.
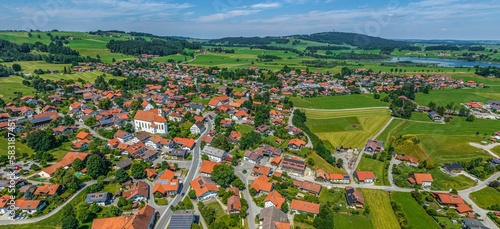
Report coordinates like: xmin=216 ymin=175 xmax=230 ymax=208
xmin=106 ymin=38 xmax=201 ymax=56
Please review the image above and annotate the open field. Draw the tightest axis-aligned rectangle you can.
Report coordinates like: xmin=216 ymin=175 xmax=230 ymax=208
xmin=307 ymin=152 xmax=346 ymax=174
xmin=304 ymin=108 xmax=391 ymax=149
xmin=409 ymin=112 xmax=434 ymax=122
xmin=291 ymin=94 xmax=388 ymax=109
xmin=429 ymin=168 xmax=476 ymax=190
xmin=415 ymin=87 xmax=500 ymax=107
xmin=0 ymin=136 xmax=35 ymax=158
xmin=357 ymin=157 xmax=389 ymax=186
xmin=361 ymin=189 xmax=400 ymax=229
xmin=334 ymin=213 xmax=374 ymax=229
xmin=0 ymin=75 xmax=35 ymax=100
xmin=492 ymin=146 xmax=500 ymax=156
xmin=469 ymin=186 xmax=500 ymax=210
xmin=375 ymin=119 xmax=405 ymax=143
xmin=391 ymin=192 xmax=441 ymax=229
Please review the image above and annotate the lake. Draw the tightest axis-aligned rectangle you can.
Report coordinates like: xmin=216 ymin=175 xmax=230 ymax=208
xmin=384 ymin=57 xmax=500 ymax=68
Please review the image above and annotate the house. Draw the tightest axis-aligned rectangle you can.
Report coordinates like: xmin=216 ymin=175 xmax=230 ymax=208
xmin=395 ymin=155 xmax=419 ymax=167
xmin=189 ymin=103 xmax=205 ymax=115
xmin=0 ymin=195 xmax=10 ymax=214
xmin=220 ymin=119 xmax=233 ymax=128
xmin=14 ymin=199 xmax=46 ymax=214
xmin=255 ymin=124 xmax=270 ymax=134
xmin=91 ymin=205 xmax=157 ymax=229
xmin=200 ymin=160 xmax=220 ymax=176
xmin=76 ymin=131 xmax=92 ymax=141
xmin=114 ymin=158 xmax=133 ymax=170
xmin=462 ymin=218 xmax=489 ymax=229
xmin=428 ymin=111 xmax=442 ymax=121
xmin=345 ymin=186 xmax=364 ymax=208
xmin=124 ymin=142 xmax=147 ymax=157
xmin=122 ymin=181 xmax=149 ymax=202
xmin=173 ymin=137 xmax=196 ymax=150
xmin=408 ymin=173 xmax=433 ymax=188
xmin=141 ymin=149 xmax=159 ymax=162
xmin=145 ymin=134 xmax=173 ymax=149
xmin=251 ymin=175 xmax=273 ymax=194
xmin=38 ymin=152 xmax=89 ymax=178
xmin=52 ymin=125 xmax=78 ymax=135
xmin=170 ymin=149 xmax=189 ymax=159
xmin=281 ymin=157 xmax=306 ymax=175
xmin=252 ymin=164 xmax=272 ymax=177
xmin=201 ymin=146 xmax=227 ymax=162
xmin=208 ymin=95 xmax=229 ymax=108
xmin=288 ymin=138 xmax=306 ymax=150
xmin=291 ymin=199 xmax=320 ymax=215
xmin=354 ymin=171 xmax=376 ymax=184
xmin=264 ymin=190 xmax=285 ymax=209
xmin=19 ymin=185 xmax=37 ymax=200
xmin=132 ymin=131 xmax=151 ymax=143
xmin=259 ymin=206 xmax=290 ymax=229
xmin=286 ymin=126 xmax=303 ymax=136
xmin=227 ymin=195 xmax=241 ymax=214
xmin=85 ymin=192 xmax=112 ymax=206
xmin=190 ymin=122 xmax=205 ymax=134
xmin=189 ymin=177 xmax=219 ymax=200
xmin=145 ymin=168 xmax=158 ymax=179
xmin=229 ymin=131 xmax=242 ymax=142
xmin=432 ymin=193 xmax=473 ymax=215
xmin=315 ymin=169 xmax=349 ymax=183
xmin=443 ymin=163 xmax=465 ymax=175
xmin=33 ymin=184 xmax=62 ymax=198
xmin=72 ymin=139 xmax=90 ymax=150
xmin=293 ymin=180 xmax=322 ymax=195
xmin=244 ymin=150 xmax=263 ymax=164
xmin=169 ymin=210 xmax=199 ymax=229
xmin=364 ymin=139 xmax=384 ymax=154
xmin=153 ymin=170 xmax=180 ymax=196
xmin=114 ymin=130 xmax=133 ymax=143
xmin=134 ymin=109 xmax=168 ymax=134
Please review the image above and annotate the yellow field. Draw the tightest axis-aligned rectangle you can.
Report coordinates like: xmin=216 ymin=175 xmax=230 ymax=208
xmin=362 ymin=189 xmax=400 ymax=229
xmin=304 ymin=108 xmax=392 ymax=149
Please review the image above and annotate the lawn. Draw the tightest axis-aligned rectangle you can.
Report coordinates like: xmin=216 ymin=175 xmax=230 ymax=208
xmin=375 ymin=119 xmax=405 ymax=144
xmin=361 ymin=189 xmax=400 ymax=229
xmin=46 ymin=141 xmax=74 ymax=161
xmin=334 ymin=213 xmax=373 ymax=229
xmin=409 ymin=112 xmax=434 ymax=122
xmin=429 ymin=168 xmax=476 ymax=191
xmin=0 ymin=135 xmax=35 ymax=159
xmin=357 ymin=157 xmax=389 ymax=186
xmin=492 ymin=146 xmax=500 ymax=156
xmin=435 ymin=217 xmax=462 ymax=229
xmin=291 ymin=94 xmax=388 ymax=109
xmin=307 ymin=152 xmax=346 ymax=174
xmin=391 ymin=192 xmax=441 ymax=229
xmin=0 ymin=75 xmax=35 ymax=100
xmin=235 ymin=124 xmax=254 ymax=135
xmin=305 ymin=108 xmax=392 ymax=149
xmin=469 ymin=186 xmax=500 ymax=210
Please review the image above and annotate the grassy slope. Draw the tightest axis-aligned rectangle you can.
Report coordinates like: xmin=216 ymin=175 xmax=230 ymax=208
xmin=469 ymin=186 xmax=500 ymax=210
xmin=357 ymin=157 xmax=389 ymax=186
xmin=492 ymin=146 xmax=500 ymax=156
xmin=307 ymin=152 xmax=346 ymax=174
xmin=391 ymin=192 xmax=441 ymax=229
xmin=291 ymin=94 xmax=388 ymax=109
xmin=429 ymin=168 xmax=476 ymax=190
xmin=361 ymin=189 xmax=400 ymax=229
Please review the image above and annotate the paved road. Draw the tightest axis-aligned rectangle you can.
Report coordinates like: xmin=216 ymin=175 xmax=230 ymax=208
xmin=288 ymin=108 xmax=313 ymax=148
xmin=387 ymin=158 xmax=399 ymax=188
xmin=75 ymin=121 xmax=110 ymax=141
xmin=155 ymin=117 xmax=212 ymax=229
xmin=235 ymin=162 xmax=261 ymax=229
xmin=0 ymin=180 xmax=96 ymax=225
xmin=469 ymin=142 xmax=500 ymax=158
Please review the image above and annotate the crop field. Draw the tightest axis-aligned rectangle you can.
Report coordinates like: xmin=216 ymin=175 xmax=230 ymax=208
xmin=469 ymin=186 xmax=500 ymax=210
xmin=429 ymin=168 xmax=476 ymax=190
xmin=361 ymin=189 xmax=400 ymax=229
xmin=357 ymin=157 xmax=389 ymax=185
xmin=304 ymin=108 xmax=391 ymax=149
xmin=391 ymin=192 xmax=441 ymax=229
xmin=334 ymin=213 xmax=373 ymax=229
xmin=291 ymin=94 xmax=388 ymax=109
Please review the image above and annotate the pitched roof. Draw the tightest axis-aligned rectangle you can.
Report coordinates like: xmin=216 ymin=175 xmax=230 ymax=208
xmin=134 ymin=110 xmax=166 ymax=123
xmin=252 ymin=164 xmax=272 ymax=176
xmin=293 ymin=180 xmax=322 ymax=194
xmin=354 ymin=171 xmax=375 ymax=181
xmin=41 ymin=152 xmax=89 ymax=176
xmin=200 ymin=160 xmax=219 ymax=175
xmin=264 ymin=190 xmax=285 ymax=209
xmin=92 ymin=205 xmax=156 ymax=229
xmin=227 ymin=195 xmax=241 ymax=212
xmin=251 ymin=175 xmax=273 ymax=193
xmin=259 ymin=206 xmax=289 ymax=229
xmin=189 ymin=177 xmax=218 ymax=198
xmin=33 ymin=184 xmax=60 ymax=195
xmin=122 ymin=181 xmax=149 ymax=200
xmin=291 ymin=199 xmax=320 ymax=214
xmin=288 ymin=138 xmax=306 ymax=147
xmin=413 ymin=173 xmax=433 ymax=184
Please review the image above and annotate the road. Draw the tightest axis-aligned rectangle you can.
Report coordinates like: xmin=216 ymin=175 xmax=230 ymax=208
xmin=288 ymin=108 xmax=313 ymax=148
xmin=235 ymin=163 xmax=262 ymax=229
xmin=387 ymin=158 xmax=399 ymax=188
xmin=469 ymin=142 xmax=500 ymax=158
xmin=155 ymin=117 xmax=212 ymax=229
xmin=75 ymin=121 xmax=110 ymax=141
xmin=0 ymin=180 xmax=97 ymax=225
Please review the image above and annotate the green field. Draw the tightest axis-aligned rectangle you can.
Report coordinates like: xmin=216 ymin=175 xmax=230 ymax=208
xmin=409 ymin=112 xmax=434 ymax=122
xmin=334 ymin=213 xmax=373 ymax=229
xmin=361 ymin=189 xmax=400 ymax=229
xmin=291 ymin=94 xmax=388 ymax=109
xmin=304 ymin=108 xmax=392 ymax=149
xmin=0 ymin=136 xmax=35 ymax=159
xmin=415 ymin=87 xmax=500 ymax=107
xmin=469 ymin=186 xmax=500 ymax=210
xmin=375 ymin=119 xmax=405 ymax=144
xmin=492 ymin=146 xmax=500 ymax=156
xmin=429 ymin=168 xmax=476 ymax=190
xmin=391 ymin=192 xmax=441 ymax=229
xmin=357 ymin=157 xmax=389 ymax=185
xmin=0 ymin=75 xmax=35 ymax=100
xmin=307 ymin=152 xmax=346 ymax=174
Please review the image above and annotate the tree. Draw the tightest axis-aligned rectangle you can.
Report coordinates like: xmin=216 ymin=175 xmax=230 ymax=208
xmin=117 ymin=196 xmax=128 ymax=207
xmin=98 ymin=98 xmax=112 ymax=110
xmin=89 ymin=203 xmax=102 ymax=214
xmin=94 ymin=75 xmax=109 ymax=90
xmin=189 ymin=189 xmax=197 ymax=199
xmin=336 ymin=158 xmax=343 ymax=168
xmin=209 ymin=221 xmax=228 ymax=229
xmin=61 ymin=215 xmax=79 ymax=229
xmin=466 ymin=115 xmax=475 ymax=122
xmin=12 ymin=64 xmax=21 ymax=71
xmin=231 ymin=177 xmax=245 ymax=189
xmin=115 ymin=168 xmax=130 ymax=183
xmin=211 ymin=164 xmax=236 ymax=187
xmin=76 ymin=203 xmax=90 ymax=222
xmin=239 ymin=132 xmax=261 ymax=150
xmin=84 ymin=116 xmax=97 ymax=126
xmin=281 ymin=201 xmax=289 ymax=213
xmin=86 ymin=154 xmax=107 ymax=179
xmin=131 ymin=162 xmax=146 ymax=179
xmin=72 ymin=158 xmax=84 ymax=171
xmin=313 ymin=206 xmax=334 ymax=229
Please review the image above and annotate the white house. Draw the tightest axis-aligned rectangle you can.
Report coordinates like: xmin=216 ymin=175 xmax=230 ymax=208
xmin=190 ymin=122 xmax=205 ymax=135
xmin=134 ymin=109 xmax=168 ymax=134
xmin=202 ymin=146 xmax=228 ymax=162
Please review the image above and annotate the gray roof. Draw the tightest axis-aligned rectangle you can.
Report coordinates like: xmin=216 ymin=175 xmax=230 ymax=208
xmin=168 ymin=210 xmax=197 ymax=229
xmin=85 ymin=192 xmax=111 ymax=203
xmin=462 ymin=218 xmax=489 ymax=229
xmin=115 ymin=158 xmax=132 ymax=169
xmin=259 ymin=206 xmax=288 ymax=229
xmin=202 ymin=146 xmax=226 ymax=159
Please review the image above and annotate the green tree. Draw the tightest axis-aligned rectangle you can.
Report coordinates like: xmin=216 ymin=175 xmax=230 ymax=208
xmin=84 ymin=116 xmax=97 ymax=126
xmin=12 ymin=64 xmax=22 ymax=71
xmin=211 ymin=164 xmax=236 ymax=187
xmin=72 ymin=158 xmax=84 ymax=171
xmin=231 ymin=177 xmax=245 ymax=189
xmin=281 ymin=201 xmax=289 ymax=213
xmin=94 ymin=75 xmax=109 ymax=90
xmin=98 ymin=98 xmax=113 ymax=110
xmin=466 ymin=115 xmax=475 ymax=122
xmin=117 ymin=196 xmax=128 ymax=207
xmin=86 ymin=154 xmax=107 ymax=179
xmin=76 ymin=203 xmax=90 ymax=222
xmin=61 ymin=215 xmax=79 ymax=229
xmin=115 ymin=168 xmax=130 ymax=183
xmin=313 ymin=206 xmax=334 ymax=229
xmin=131 ymin=162 xmax=146 ymax=179
xmin=189 ymin=189 xmax=197 ymax=199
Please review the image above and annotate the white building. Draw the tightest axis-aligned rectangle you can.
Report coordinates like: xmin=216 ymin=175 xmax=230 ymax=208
xmin=202 ymin=146 xmax=227 ymax=162
xmin=133 ymin=109 xmax=168 ymax=134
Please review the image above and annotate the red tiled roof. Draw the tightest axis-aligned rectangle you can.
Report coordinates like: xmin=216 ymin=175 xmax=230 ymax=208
xmin=291 ymin=199 xmax=319 ymax=214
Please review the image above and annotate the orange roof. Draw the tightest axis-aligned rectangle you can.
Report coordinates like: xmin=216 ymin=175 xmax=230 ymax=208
xmin=264 ymin=190 xmax=285 ymax=209
xmin=200 ymin=160 xmax=219 ymax=175
xmin=433 ymin=193 xmax=465 ymax=205
xmin=15 ymin=199 xmax=43 ymax=210
xmin=456 ymin=203 xmax=473 ymax=213
xmin=145 ymin=168 xmax=157 ymax=178
xmin=291 ymin=199 xmax=320 ymax=214
xmin=34 ymin=184 xmax=60 ymax=195
xmin=271 ymin=156 xmax=282 ymax=165
xmin=76 ymin=131 xmax=90 ymax=140
xmin=274 ymin=222 xmax=291 ymax=229
xmin=92 ymin=205 xmax=155 ymax=229
xmin=134 ymin=110 xmax=166 ymax=123
xmin=42 ymin=152 xmax=89 ymax=176
xmin=288 ymin=138 xmax=306 ymax=147
xmin=253 ymin=164 xmax=272 ymax=176
xmin=355 ymin=171 xmax=375 ymax=181
xmin=413 ymin=173 xmax=433 ymax=184
xmin=190 ymin=177 xmax=218 ymax=198
xmin=157 ymin=169 xmax=175 ymax=180
xmin=153 ymin=180 xmax=179 ymax=194
xmin=251 ymin=175 xmax=273 ymax=193
xmin=0 ymin=195 xmax=10 ymax=208
xmin=173 ymin=137 xmax=195 ymax=149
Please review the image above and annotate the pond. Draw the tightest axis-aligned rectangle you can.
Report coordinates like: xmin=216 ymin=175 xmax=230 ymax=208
xmin=384 ymin=57 xmax=500 ymax=68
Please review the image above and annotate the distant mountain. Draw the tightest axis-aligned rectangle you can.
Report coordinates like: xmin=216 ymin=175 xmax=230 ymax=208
xmin=293 ymin=32 xmax=410 ymax=49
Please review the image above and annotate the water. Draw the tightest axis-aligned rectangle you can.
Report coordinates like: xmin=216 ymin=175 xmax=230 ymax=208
xmin=384 ymin=57 xmax=500 ymax=68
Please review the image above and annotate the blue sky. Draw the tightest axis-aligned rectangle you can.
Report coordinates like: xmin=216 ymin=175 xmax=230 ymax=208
xmin=1 ymin=0 xmax=499 ymax=40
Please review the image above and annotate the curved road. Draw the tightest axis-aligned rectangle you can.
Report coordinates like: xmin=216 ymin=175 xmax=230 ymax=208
xmin=469 ymin=142 xmax=500 ymax=158
xmin=288 ymin=108 xmax=313 ymax=148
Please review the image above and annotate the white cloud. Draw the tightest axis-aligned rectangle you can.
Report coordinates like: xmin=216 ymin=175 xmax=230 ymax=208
xmin=250 ymin=3 xmax=281 ymax=9
xmin=197 ymin=9 xmax=261 ymax=22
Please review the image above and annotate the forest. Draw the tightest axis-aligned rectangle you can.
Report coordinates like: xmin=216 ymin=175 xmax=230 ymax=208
xmin=106 ymin=39 xmax=201 ymax=56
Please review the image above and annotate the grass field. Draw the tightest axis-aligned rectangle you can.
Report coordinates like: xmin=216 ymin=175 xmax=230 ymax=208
xmin=429 ymin=168 xmax=476 ymax=190
xmin=361 ymin=189 xmax=400 ymax=229
xmin=492 ymin=146 xmax=500 ymax=156
xmin=0 ymin=136 xmax=35 ymax=158
xmin=415 ymin=87 xmax=500 ymax=107
xmin=291 ymin=94 xmax=388 ymax=109
xmin=304 ymin=108 xmax=392 ymax=149
xmin=334 ymin=213 xmax=374 ymax=229
xmin=357 ymin=157 xmax=389 ymax=185
xmin=469 ymin=186 xmax=500 ymax=210
xmin=307 ymin=152 xmax=346 ymax=174
xmin=0 ymin=75 xmax=35 ymax=100
xmin=409 ymin=112 xmax=434 ymax=122
xmin=375 ymin=119 xmax=405 ymax=143
xmin=391 ymin=192 xmax=441 ymax=229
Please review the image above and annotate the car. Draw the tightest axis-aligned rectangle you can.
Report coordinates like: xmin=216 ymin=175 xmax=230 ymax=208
xmin=13 ymin=166 xmax=22 ymax=170
xmin=23 ymin=164 xmax=28 ymax=167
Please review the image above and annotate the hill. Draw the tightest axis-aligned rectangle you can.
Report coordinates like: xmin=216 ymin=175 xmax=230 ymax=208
xmin=294 ymin=32 xmax=410 ymax=49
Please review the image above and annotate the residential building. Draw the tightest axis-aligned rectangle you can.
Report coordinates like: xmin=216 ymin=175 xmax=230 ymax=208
xmin=291 ymin=199 xmax=320 ymax=215
xmin=462 ymin=218 xmax=489 ymax=229
xmin=201 ymin=146 xmax=227 ymax=162
xmin=443 ymin=163 xmax=465 ymax=175
xmin=190 ymin=177 xmax=219 ymax=200
xmin=190 ymin=122 xmax=205 ymax=134
xmin=168 ymin=210 xmax=199 ymax=229
xmin=227 ymin=195 xmax=241 ymax=214
xmin=244 ymin=150 xmax=263 ymax=164
xmin=281 ymin=157 xmax=306 ymax=175
xmin=38 ymin=152 xmax=89 ymax=178
xmin=432 ymin=193 xmax=473 ymax=215
xmin=33 ymin=184 xmax=62 ymax=198
xmin=395 ymin=155 xmax=419 ymax=167
xmin=122 ymin=181 xmax=149 ymax=202
xmin=364 ymin=140 xmax=384 ymax=154
xmin=91 ymin=205 xmax=157 ymax=229
xmin=85 ymin=192 xmax=112 ymax=206
xmin=200 ymin=160 xmax=219 ymax=177
xmin=134 ymin=109 xmax=168 ymax=134
xmin=293 ymin=180 xmax=322 ymax=195
xmin=345 ymin=186 xmax=364 ymax=209
xmin=264 ymin=190 xmax=285 ymax=209
xmin=252 ymin=164 xmax=272 ymax=177
xmin=288 ymin=138 xmax=306 ymax=150
xmin=14 ymin=199 xmax=46 ymax=214
xmin=354 ymin=171 xmax=376 ymax=184
xmin=259 ymin=206 xmax=290 ymax=229
xmin=153 ymin=170 xmax=180 ymax=196
xmin=408 ymin=173 xmax=433 ymax=188
xmin=114 ymin=130 xmax=133 ymax=143
xmin=114 ymin=158 xmax=132 ymax=170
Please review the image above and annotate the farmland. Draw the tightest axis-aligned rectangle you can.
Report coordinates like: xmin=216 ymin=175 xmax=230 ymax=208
xmin=415 ymin=87 xmax=500 ymax=107
xmin=334 ymin=213 xmax=374 ymax=229
xmin=469 ymin=186 xmax=500 ymax=210
xmin=291 ymin=94 xmax=388 ymax=109
xmin=391 ymin=192 xmax=441 ymax=229
xmin=304 ymin=108 xmax=392 ymax=149
xmin=357 ymin=157 xmax=389 ymax=186
xmin=361 ymin=189 xmax=400 ymax=229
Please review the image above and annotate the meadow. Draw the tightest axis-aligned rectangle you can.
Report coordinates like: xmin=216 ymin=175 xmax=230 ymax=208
xmin=469 ymin=186 xmax=500 ymax=210
xmin=334 ymin=213 xmax=374 ymax=229
xmin=357 ymin=157 xmax=389 ymax=186
xmin=391 ymin=192 xmax=441 ymax=229
xmin=291 ymin=94 xmax=388 ymax=109
xmin=415 ymin=87 xmax=500 ymax=107
xmin=304 ymin=108 xmax=392 ymax=149
xmin=361 ymin=189 xmax=400 ymax=229
xmin=492 ymin=146 xmax=500 ymax=156
xmin=429 ymin=168 xmax=476 ymax=190
xmin=306 ymin=152 xmax=346 ymax=174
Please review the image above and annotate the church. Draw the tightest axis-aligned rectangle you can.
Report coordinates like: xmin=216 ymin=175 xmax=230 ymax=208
xmin=133 ymin=108 xmax=168 ymax=134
